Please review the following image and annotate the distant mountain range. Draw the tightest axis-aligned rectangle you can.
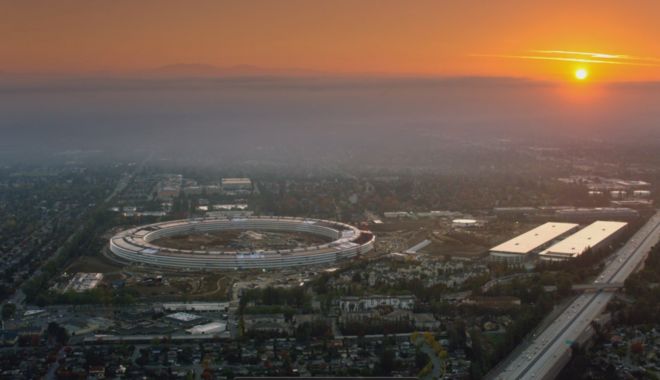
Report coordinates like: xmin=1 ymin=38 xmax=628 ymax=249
xmin=138 ymin=63 xmax=324 ymax=77
xmin=0 ymin=64 xmax=327 ymax=79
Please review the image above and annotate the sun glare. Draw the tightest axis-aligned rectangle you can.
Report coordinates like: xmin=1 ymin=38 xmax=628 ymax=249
xmin=575 ymin=68 xmax=589 ymax=80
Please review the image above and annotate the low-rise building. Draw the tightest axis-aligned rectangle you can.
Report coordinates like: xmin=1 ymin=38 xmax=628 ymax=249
xmin=187 ymin=322 xmax=226 ymax=335
xmin=243 ymin=314 xmax=289 ymax=334
xmin=222 ymin=178 xmax=252 ymax=192
xmin=338 ymin=295 xmax=416 ymax=313
xmin=162 ymin=302 xmax=229 ymax=313
xmin=489 ymin=222 xmax=579 ymax=263
xmin=452 ymin=218 xmax=482 ymax=228
xmin=539 ymin=220 xmax=628 ymax=261
xmin=165 ymin=312 xmax=202 ymax=325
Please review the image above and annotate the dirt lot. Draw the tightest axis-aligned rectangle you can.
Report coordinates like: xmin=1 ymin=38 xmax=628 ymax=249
xmin=421 ymin=241 xmax=487 ymax=258
xmin=65 ymin=254 xmax=124 ymax=274
xmin=111 ymin=271 xmax=236 ymax=301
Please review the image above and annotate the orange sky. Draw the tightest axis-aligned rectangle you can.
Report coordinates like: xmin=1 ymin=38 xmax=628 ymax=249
xmin=3 ymin=0 xmax=660 ymax=81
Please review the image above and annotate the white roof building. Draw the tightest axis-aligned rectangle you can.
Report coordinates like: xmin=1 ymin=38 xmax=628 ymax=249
xmin=186 ymin=322 xmax=226 ymax=335
xmin=162 ymin=302 xmax=229 ymax=312
xmin=452 ymin=219 xmax=481 ymax=228
xmin=490 ymin=222 xmax=580 ymax=256
xmin=221 ymin=178 xmax=252 ymax=190
xmin=539 ymin=221 xmax=628 ymax=260
xmin=166 ymin=312 xmax=201 ymax=323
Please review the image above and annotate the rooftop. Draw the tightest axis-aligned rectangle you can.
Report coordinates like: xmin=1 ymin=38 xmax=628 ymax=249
xmin=162 ymin=302 xmax=229 ymax=312
xmin=221 ymin=178 xmax=252 ymax=184
xmin=490 ymin=222 xmax=579 ymax=255
xmin=166 ymin=312 xmax=201 ymax=322
xmin=186 ymin=322 xmax=226 ymax=335
xmin=540 ymin=221 xmax=628 ymax=258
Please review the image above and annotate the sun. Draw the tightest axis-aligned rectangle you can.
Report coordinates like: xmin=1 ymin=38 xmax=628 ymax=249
xmin=575 ymin=68 xmax=589 ymax=80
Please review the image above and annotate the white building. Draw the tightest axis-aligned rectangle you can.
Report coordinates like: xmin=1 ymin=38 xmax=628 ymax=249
xmin=221 ymin=178 xmax=252 ymax=192
xmin=162 ymin=302 xmax=229 ymax=313
xmin=610 ymin=190 xmax=627 ymax=199
xmin=633 ymin=190 xmax=651 ymax=198
xmin=489 ymin=222 xmax=579 ymax=263
xmin=539 ymin=221 xmax=628 ymax=261
xmin=206 ymin=210 xmax=254 ymax=218
xmin=213 ymin=204 xmax=249 ymax=210
xmin=243 ymin=314 xmax=289 ymax=334
xmin=338 ymin=295 xmax=416 ymax=313
xmin=166 ymin=312 xmax=201 ymax=323
xmin=186 ymin=322 xmax=226 ymax=335
xmin=452 ymin=219 xmax=481 ymax=228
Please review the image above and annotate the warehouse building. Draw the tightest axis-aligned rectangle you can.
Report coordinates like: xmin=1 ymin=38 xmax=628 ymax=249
xmin=186 ymin=321 xmax=226 ymax=335
xmin=221 ymin=177 xmax=252 ymax=192
xmin=489 ymin=222 xmax=580 ymax=263
xmin=539 ymin=220 xmax=628 ymax=261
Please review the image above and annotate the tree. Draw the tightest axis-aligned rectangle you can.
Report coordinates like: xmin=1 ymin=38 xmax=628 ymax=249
xmin=46 ymin=322 xmax=69 ymax=345
xmin=1 ymin=303 xmax=16 ymax=320
xmin=379 ymin=348 xmax=395 ymax=375
xmin=630 ymin=341 xmax=644 ymax=355
xmin=557 ymin=277 xmax=573 ymax=297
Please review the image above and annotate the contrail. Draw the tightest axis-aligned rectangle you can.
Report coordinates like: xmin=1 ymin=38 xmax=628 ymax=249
xmin=531 ymin=50 xmax=626 ymax=59
xmin=531 ymin=50 xmax=660 ymax=63
xmin=472 ymin=54 xmax=660 ymax=67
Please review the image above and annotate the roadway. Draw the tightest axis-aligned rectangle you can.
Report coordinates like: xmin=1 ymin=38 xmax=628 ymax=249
xmin=491 ymin=210 xmax=660 ymax=380
xmin=570 ymin=283 xmax=623 ymax=291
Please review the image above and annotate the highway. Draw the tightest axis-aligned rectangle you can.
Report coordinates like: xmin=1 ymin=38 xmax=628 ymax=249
xmin=492 ymin=210 xmax=660 ymax=380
